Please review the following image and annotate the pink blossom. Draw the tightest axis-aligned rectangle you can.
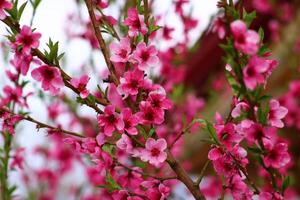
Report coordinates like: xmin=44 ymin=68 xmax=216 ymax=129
xmin=253 ymin=0 xmax=272 ymax=13
xmin=140 ymin=138 xmax=167 ymax=167
xmin=147 ymin=91 xmax=172 ymax=111
xmin=112 ymin=190 xmax=143 ymax=200
xmin=86 ymin=166 xmax=105 ymax=186
xmin=208 ymin=145 xmax=248 ymax=177
xmin=200 ymin=176 xmax=222 ymax=200
xmin=118 ymin=69 xmax=145 ymax=98
xmin=0 ymin=0 xmax=12 ymax=20
xmin=259 ymin=192 xmax=284 ymax=200
xmin=2 ymin=85 xmax=24 ymax=106
xmin=70 ymin=75 xmax=90 ymax=98
xmin=263 ymin=142 xmax=290 ymax=169
xmin=110 ymin=37 xmax=131 ymax=63
xmin=117 ymin=166 xmax=143 ymax=188
xmin=243 ymin=56 xmax=275 ymax=90
xmin=0 ymin=112 xmax=22 ymax=135
xmin=10 ymin=148 xmax=25 ymax=170
xmin=268 ymin=99 xmax=288 ymax=128
xmin=124 ymin=8 xmax=148 ymax=37
xmin=216 ymin=123 xmax=242 ymax=148
xmin=230 ymin=20 xmax=260 ymax=55
xmin=95 ymin=0 xmax=108 ymax=9
xmin=131 ymin=42 xmax=159 ymax=70
xmin=212 ymin=17 xmax=226 ymax=39
xmin=162 ymin=26 xmax=174 ymax=40
xmin=31 ymin=65 xmax=64 ymax=95
xmin=116 ymin=134 xmax=133 ymax=153
xmin=97 ymin=105 xmax=124 ymax=136
xmin=228 ymin=175 xmax=253 ymax=200
xmin=121 ymin=108 xmax=139 ymax=135
xmin=231 ymin=102 xmax=249 ymax=118
xmin=137 ymin=101 xmax=165 ymax=125
xmin=16 ymin=25 xmax=41 ymax=53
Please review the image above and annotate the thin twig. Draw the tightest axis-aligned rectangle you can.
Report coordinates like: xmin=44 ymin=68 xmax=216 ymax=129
xmin=195 ymin=160 xmax=210 ymax=186
xmin=84 ymin=0 xmax=120 ymax=85
xmin=23 ymin=115 xmax=85 ymax=138
xmin=116 ymin=161 xmax=177 ymax=181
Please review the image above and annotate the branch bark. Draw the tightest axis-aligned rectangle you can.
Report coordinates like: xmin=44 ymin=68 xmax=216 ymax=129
xmin=84 ymin=0 xmax=120 ymax=86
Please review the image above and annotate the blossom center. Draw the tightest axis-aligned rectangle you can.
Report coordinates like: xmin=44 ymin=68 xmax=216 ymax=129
xmin=151 ymin=148 xmax=160 ymax=157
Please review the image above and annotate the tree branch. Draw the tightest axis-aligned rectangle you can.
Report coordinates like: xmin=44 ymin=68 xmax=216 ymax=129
xmin=84 ymin=0 xmax=120 ymax=85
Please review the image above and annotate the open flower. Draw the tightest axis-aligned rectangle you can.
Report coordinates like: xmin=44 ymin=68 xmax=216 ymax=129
xmin=110 ymin=37 xmax=131 ymax=63
xmin=97 ymin=105 xmax=124 ymax=136
xmin=268 ymin=99 xmax=288 ymax=128
xmin=230 ymin=20 xmax=260 ymax=55
xmin=116 ymin=134 xmax=133 ymax=153
xmin=263 ymin=142 xmax=290 ymax=169
xmin=121 ymin=108 xmax=139 ymax=135
xmin=137 ymin=101 xmax=165 ymax=125
xmin=147 ymin=91 xmax=172 ymax=111
xmin=131 ymin=42 xmax=159 ymax=70
xmin=243 ymin=56 xmax=274 ymax=90
xmin=16 ymin=25 xmax=41 ymax=53
xmin=118 ymin=69 xmax=145 ymax=98
xmin=216 ymin=123 xmax=242 ymax=148
xmin=140 ymin=138 xmax=167 ymax=167
xmin=31 ymin=65 xmax=64 ymax=95
xmin=70 ymin=75 xmax=90 ymax=98
xmin=124 ymin=8 xmax=147 ymax=37
xmin=0 ymin=0 xmax=12 ymax=20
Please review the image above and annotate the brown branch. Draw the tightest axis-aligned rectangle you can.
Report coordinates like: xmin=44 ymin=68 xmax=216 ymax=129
xmin=194 ymin=160 xmax=210 ymax=187
xmin=84 ymin=0 xmax=120 ymax=85
xmin=116 ymin=161 xmax=177 ymax=181
xmin=23 ymin=115 xmax=85 ymax=138
xmin=1 ymin=17 xmax=109 ymax=114
xmin=166 ymin=150 xmax=205 ymax=200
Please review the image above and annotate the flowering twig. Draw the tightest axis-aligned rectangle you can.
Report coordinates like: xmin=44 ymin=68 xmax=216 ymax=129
xmin=116 ymin=161 xmax=177 ymax=181
xmin=1 ymin=17 xmax=109 ymax=114
xmin=84 ymin=0 xmax=120 ymax=85
xmin=22 ymin=115 xmax=85 ymax=138
xmin=194 ymin=160 xmax=210 ymax=187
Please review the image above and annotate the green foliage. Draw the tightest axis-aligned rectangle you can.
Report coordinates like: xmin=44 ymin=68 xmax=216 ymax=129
xmin=102 ymin=144 xmax=116 ymax=157
xmin=6 ymin=0 xmax=27 ymax=22
xmin=257 ymin=100 xmax=270 ymax=125
xmin=148 ymin=17 xmax=162 ymax=34
xmin=243 ymin=10 xmax=256 ymax=27
xmin=105 ymin=172 xmax=122 ymax=192
xmin=43 ymin=38 xmax=65 ymax=65
xmin=282 ymin=176 xmax=290 ymax=193
xmin=29 ymin=0 xmax=42 ymax=10
xmin=193 ymin=119 xmax=220 ymax=145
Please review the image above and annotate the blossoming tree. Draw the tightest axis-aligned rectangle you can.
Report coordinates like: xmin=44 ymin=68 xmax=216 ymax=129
xmin=0 ymin=0 xmax=299 ymax=199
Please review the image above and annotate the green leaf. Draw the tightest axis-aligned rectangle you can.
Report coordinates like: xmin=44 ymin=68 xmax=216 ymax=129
xmin=226 ymin=6 xmax=239 ymax=19
xmin=243 ymin=10 xmax=256 ymax=27
xmin=282 ymin=176 xmax=290 ymax=193
xmin=258 ymin=27 xmax=264 ymax=42
xmin=17 ymin=2 xmax=27 ymax=21
xmin=102 ymin=144 xmax=115 ymax=157
xmin=148 ymin=128 xmax=155 ymax=138
xmin=137 ymin=125 xmax=147 ymax=139
xmin=198 ymin=119 xmax=219 ymax=145
xmin=257 ymin=103 xmax=269 ymax=125
xmin=226 ymin=72 xmax=240 ymax=95
xmin=8 ymin=185 xmax=17 ymax=195
xmin=30 ymin=0 xmax=42 ymax=10
xmin=247 ymin=146 xmax=263 ymax=154
xmin=257 ymin=44 xmax=270 ymax=56
xmin=105 ymin=172 xmax=121 ymax=192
